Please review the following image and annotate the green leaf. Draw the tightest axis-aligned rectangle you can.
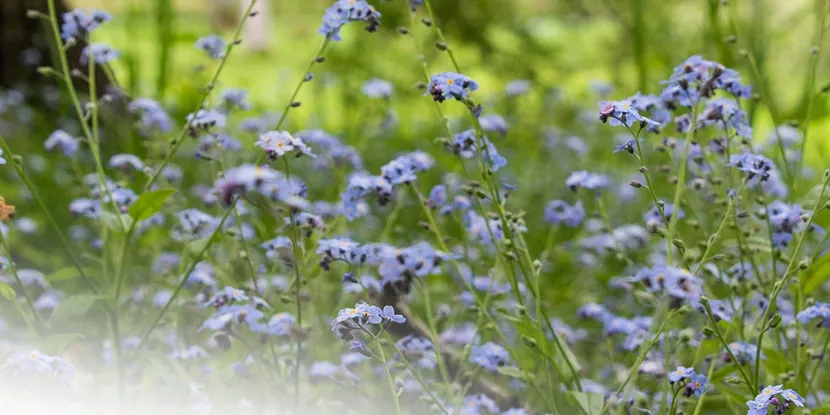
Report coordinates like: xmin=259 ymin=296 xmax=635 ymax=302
xmin=50 ymin=294 xmax=102 ymax=328
xmin=497 ymin=365 xmax=535 ymax=381
xmin=0 ymin=281 xmax=16 ymax=300
xmin=761 ymin=347 xmax=791 ymax=375
xmin=718 ymin=385 xmax=751 ymax=406
xmin=567 ymin=391 xmax=604 ymax=415
xmin=99 ymin=212 xmax=134 ymax=233
xmin=812 ymin=407 xmax=830 ymax=414
xmin=41 ymin=333 xmax=85 ymax=354
xmin=128 ymin=188 xmax=176 ymax=222
xmin=45 ymin=266 xmax=98 ymax=283
xmin=803 ymin=253 xmax=830 ymax=294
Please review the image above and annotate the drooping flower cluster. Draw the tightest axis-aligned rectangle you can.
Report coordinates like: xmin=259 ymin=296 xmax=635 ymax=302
xmin=127 ymin=98 xmax=173 ymax=136
xmin=330 ymin=302 xmax=405 ymax=341
xmin=80 ymin=43 xmax=120 ymax=65
xmin=469 ymin=342 xmax=511 ymax=372
xmin=44 ymin=129 xmax=79 ymax=156
xmin=667 ymin=366 xmax=708 ymax=397
xmin=60 ymin=9 xmax=112 ymax=40
xmin=598 ymin=100 xmax=660 ymax=128
xmin=428 ymin=72 xmax=480 ymax=103
xmin=544 ymin=200 xmax=585 ymax=227
xmin=765 ymin=201 xmax=822 ymax=248
xmin=1 ymin=350 xmax=77 ymax=385
xmin=448 ymin=129 xmax=507 ymax=171
xmin=660 ymin=55 xmax=751 ymax=108
xmin=796 ymin=302 xmax=829 ymax=328
xmin=195 ymin=35 xmax=226 ymax=59
xmin=318 ymin=0 xmax=382 ymax=41
xmin=214 ymin=164 xmax=307 ymax=207
xmin=395 ymin=335 xmax=437 ymax=370
xmin=255 ymin=130 xmax=315 ymax=160
xmin=341 ymin=152 xmax=434 ymax=220
xmin=630 ymin=266 xmax=703 ymax=303
xmin=746 ymin=385 xmax=805 ymax=415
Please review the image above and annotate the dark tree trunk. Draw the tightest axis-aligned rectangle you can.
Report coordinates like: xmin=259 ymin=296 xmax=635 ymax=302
xmin=0 ymin=0 xmax=107 ymax=92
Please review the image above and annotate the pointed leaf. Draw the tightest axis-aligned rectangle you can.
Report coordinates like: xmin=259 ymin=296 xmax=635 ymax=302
xmin=129 ymin=188 xmax=176 ymax=222
xmin=567 ymin=391 xmax=604 ymax=415
xmin=803 ymin=253 xmax=830 ymax=295
xmin=0 ymin=281 xmax=16 ymax=300
xmin=50 ymin=294 xmax=102 ymax=328
xmin=99 ymin=211 xmax=134 ymax=233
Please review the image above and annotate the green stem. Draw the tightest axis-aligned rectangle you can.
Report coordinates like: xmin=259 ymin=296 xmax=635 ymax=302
xmin=794 ymin=0 xmax=829 ymax=193
xmin=132 ymin=201 xmax=237 ymax=354
xmin=666 ymin=103 xmax=698 ymax=265
xmin=0 ymin=231 xmax=46 ymax=334
xmin=693 ymin=181 xmax=746 ymax=274
xmin=375 ymin=336 xmax=403 ymax=415
xmin=142 ymin=0 xmax=259 ymax=192
xmin=691 ymin=358 xmax=717 ymax=415
xmin=0 ymin=137 xmax=101 ymax=297
xmin=755 ymin=175 xmax=829 ymax=391
xmin=283 ymin=157 xmax=304 ymax=409
xmin=599 ymin=305 xmax=676 ymax=415
xmin=701 ymin=301 xmax=755 ymax=395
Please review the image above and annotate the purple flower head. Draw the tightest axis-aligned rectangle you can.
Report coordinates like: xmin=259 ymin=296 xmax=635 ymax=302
xmin=200 ymin=304 xmax=265 ymax=332
xmin=61 ymin=9 xmax=112 ymax=40
xmin=215 ymin=164 xmax=307 ymax=208
xmin=362 ymin=78 xmax=393 ymax=99
xmin=469 ymin=342 xmax=510 ymax=372
xmin=613 ymin=139 xmax=636 ymax=154
xmin=460 ymin=394 xmax=500 ymax=415
xmin=128 ymin=98 xmax=173 ymax=135
xmin=643 ymin=202 xmax=685 ymax=227
xmin=668 ymin=366 xmax=695 ymax=383
xmin=428 ymin=72 xmax=479 ymax=102
xmin=780 ymin=389 xmax=805 ymax=407
xmin=796 ymin=302 xmax=830 ymax=328
xmin=380 ymin=305 xmax=406 ymax=323
xmin=2 ymin=350 xmax=77 ymax=384
xmin=220 ymin=88 xmax=251 ymax=111
xmin=203 ymin=286 xmax=249 ymax=308
xmin=566 ymin=171 xmax=610 ymax=191
xmin=726 ymin=342 xmax=763 ymax=365
xmin=256 ymin=131 xmax=315 ymax=160
xmin=727 ymin=152 xmax=774 ymax=181
xmin=80 ymin=43 xmax=120 ymax=65
xmin=598 ymin=100 xmax=660 ymax=128
xmin=44 ymin=130 xmax=79 ymax=156
xmin=186 ymin=109 xmax=226 ymax=132
xmin=687 ymin=374 xmax=708 ymax=397
xmin=698 ymin=98 xmax=752 ymax=138
xmin=171 ymin=209 xmax=219 ymax=241
xmin=196 ymin=35 xmax=226 ymax=59
xmin=108 ymin=153 xmax=144 ymax=172
xmin=381 ymin=151 xmax=435 ymax=185
xmin=544 ymin=200 xmax=585 ymax=228
xmin=267 ymin=312 xmax=296 ymax=338
xmin=318 ymin=0 xmax=382 ymax=41
xmin=479 ymin=114 xmax=509 ymax=135
xmin=505 ymin=79 xmax=530 ymax=96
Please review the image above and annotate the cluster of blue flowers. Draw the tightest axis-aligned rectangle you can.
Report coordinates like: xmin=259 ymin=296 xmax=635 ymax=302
xmin=2 ymin=1 xmax=830 ymax=414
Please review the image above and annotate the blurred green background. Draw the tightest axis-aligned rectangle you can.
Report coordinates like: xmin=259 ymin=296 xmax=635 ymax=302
xmin=70 ymin=0 xmax=830 ymax=164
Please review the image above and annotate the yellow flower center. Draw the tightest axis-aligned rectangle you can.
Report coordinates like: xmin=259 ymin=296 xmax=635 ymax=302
xmin=446 ymin=79 xmax=454 ymax=85
xmin=28 ymin=352 xmax=38 ymax=360
xmin=348 ymin=309 xmax=357 ymax=315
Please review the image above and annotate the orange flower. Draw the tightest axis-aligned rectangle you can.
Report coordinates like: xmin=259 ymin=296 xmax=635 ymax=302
xmin=0 ymin=196 xmax=15 ymax=221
